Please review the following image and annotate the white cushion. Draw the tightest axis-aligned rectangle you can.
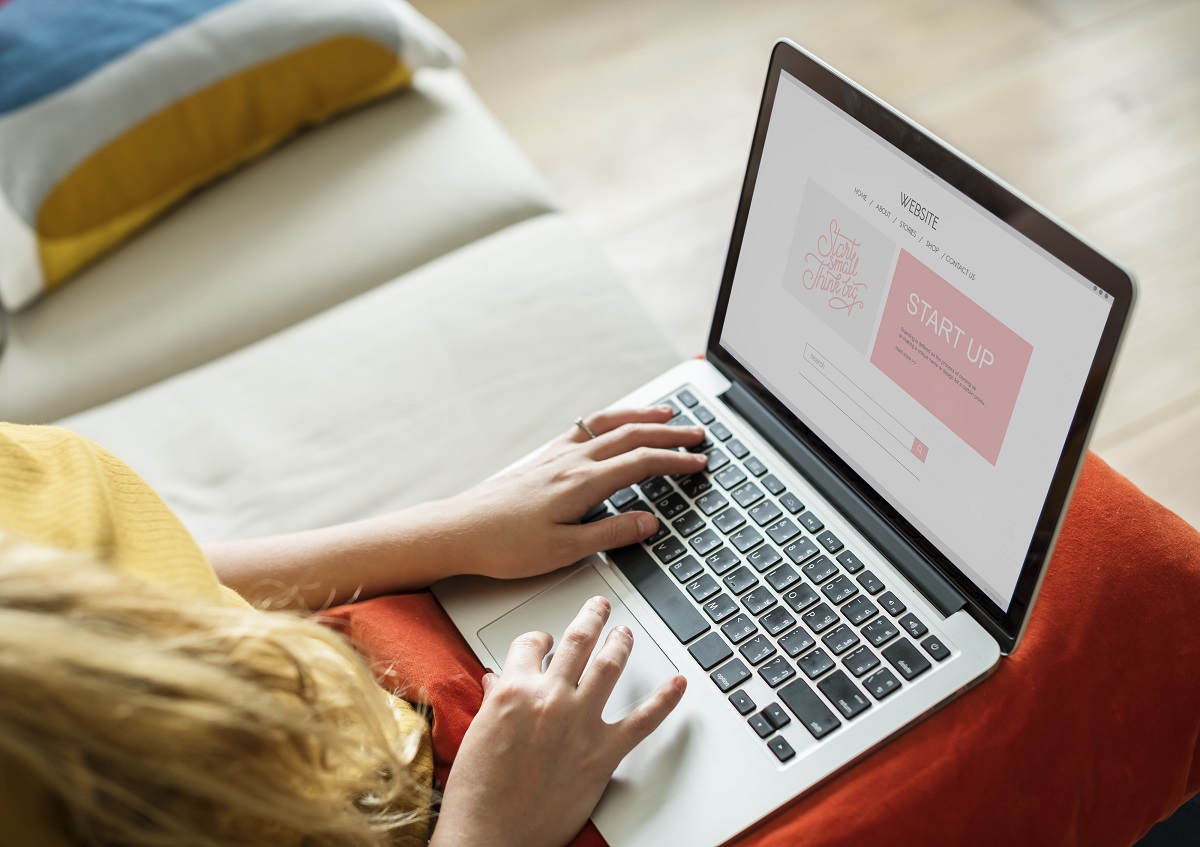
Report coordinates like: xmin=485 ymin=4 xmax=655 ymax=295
xmin=59 ymin=214 xmax=679 ymax=542
xmin=0 ymin=70 xmax=554 ymax=424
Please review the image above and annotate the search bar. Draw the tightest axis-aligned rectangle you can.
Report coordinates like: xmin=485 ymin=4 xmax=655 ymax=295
xmin=802 ymin=344 xmax=928 ymax=465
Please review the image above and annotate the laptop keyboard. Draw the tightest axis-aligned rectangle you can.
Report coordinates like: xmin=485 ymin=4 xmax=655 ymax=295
xmin=594 ymin=386 xmax=954 ymax=764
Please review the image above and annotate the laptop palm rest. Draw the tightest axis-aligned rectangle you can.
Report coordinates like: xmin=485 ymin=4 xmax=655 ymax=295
xmin=478 ymin=563 xmax=678 ymax=723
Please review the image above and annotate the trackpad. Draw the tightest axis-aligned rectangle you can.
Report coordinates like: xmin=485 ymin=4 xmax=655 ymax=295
xmin=478 ymin=563 xmax=678 ymax=722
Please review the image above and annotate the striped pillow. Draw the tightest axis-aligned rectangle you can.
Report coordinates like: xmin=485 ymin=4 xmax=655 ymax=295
xmin=0 ymin=0 xmax=460 ymax=311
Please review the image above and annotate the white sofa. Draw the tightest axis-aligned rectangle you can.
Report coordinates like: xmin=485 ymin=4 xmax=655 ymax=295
xmin=0 ymin=69 xmax=679 ymax=541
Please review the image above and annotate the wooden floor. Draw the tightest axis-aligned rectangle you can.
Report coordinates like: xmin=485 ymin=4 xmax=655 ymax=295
xmin=424 ymin=0 xmax=1200 ymax=529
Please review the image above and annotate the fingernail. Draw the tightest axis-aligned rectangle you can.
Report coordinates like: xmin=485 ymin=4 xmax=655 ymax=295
xmin=656 ymin=405 xmax=674 ymax=413
xmin=616 ymin=625 xmax=633 ymax=637
xmin=637 ymin=513 xmax=658 ymax=535
xmin=590 ymin=595 xmax=611 ymax=612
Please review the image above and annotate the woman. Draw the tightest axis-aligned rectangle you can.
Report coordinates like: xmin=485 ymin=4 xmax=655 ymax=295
xmin=0 ymin=406 xmax=706 ymax=847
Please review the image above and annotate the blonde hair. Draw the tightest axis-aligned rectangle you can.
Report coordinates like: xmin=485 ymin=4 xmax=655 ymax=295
xmin=0 ymin=532 xmax=431 ymax=847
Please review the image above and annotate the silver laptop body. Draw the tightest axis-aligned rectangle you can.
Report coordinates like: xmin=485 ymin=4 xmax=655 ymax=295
xmin=433 ymin=40 xmax=1135 ymax=847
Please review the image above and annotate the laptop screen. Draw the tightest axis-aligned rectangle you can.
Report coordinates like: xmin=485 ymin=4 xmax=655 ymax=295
xmin=716 ymin=59 xmax=1121 ymax=617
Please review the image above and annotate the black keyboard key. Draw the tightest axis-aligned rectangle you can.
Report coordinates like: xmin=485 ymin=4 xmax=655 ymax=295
xmin=856 ymin=570 xmax=885 ymax=595
xmin=748 ymin=499 xmax=783 ymax=527
xmin=668 ymin=413 xmax=695 ymax=429
xmin=817 ymin=670 xmax=872 ymax=719
xmin=694 ymin=405 xmax=715 ymax=425
xmin=731 ymin=482 xmax=765 ymax=508
xmin=624 ymin=499 xmax=653 ymax=515
xmin=714 ymin=508 xmax=747 ymax=534
xmin=779 ymin=679 xmax=841 ymax=739
xmin=816 ymin=530 xmax=843 ymax=553
xmin=797 ymin=511 xmax=825 ymax=533
xmin=879 ymin=591 xmax=907 ymax=617
xmin=779 ymin=492 xmax=805 ymax=514
xmin=785 ymin=537 xmax=821 ymax=566
xmin=686 ymin=573 xmax=720 ymax=602
xmin=797 ymin=647 xmax=835 ymax=679
xmin=765 ymin=563 xmax=801 ymax=593
xmin=758 ymin=655 xmax=796 ymax=688
xmin=864 ymin=667 xmax=902 ymax=700
xmin=655 ymin=492 xmax=688 ymax=520
xmin=669 ymin=554 xmax=703 ymax=583
xmin=730 ymin=527 xmax=764 ymax=554
xmin=822 ymin=574 xmax=859 ymax=605
xmin=765 ymin=518 xmax=801 ymax=545
xmin=762 ymin=474 xmax=786 ymax=495
xmin=686 ymin=433 xmax=714 ymax=454
xmin=715 ymin=465 xmax=748 ymax=491
xmin=728 ymin=689 xmax=756 ymax=715
xmin=710 ymin=422 xmax=733 ymax=442
xmin=706 ymin=547 xmax=740 ymax=576
xmin=678 ymin=473 xmax=712 ymax=499
xmin=726 ymin=438 xmax=750 ymax=459
xmin=744 ymin=456 xmax=768 ymax=477
xmin=842 ymin=595 xmax=879 ymax=625
xmin=651 ymin=536 xmax=687 ymax=564
xmin=660 ymin=399 xmax=681 ymax=417
xmin=711 ymin=658 xmax=751 ymax=692
xmin=768 ymin=735 xmax=796 ymax=762
xmin=821 ymin=624 xmax=860 ymax=655
xmin=748 ymin=545 xmax=783 ymax=573
xmin=677 ymin=388 xmax=699 ymax=408
xmin=801 ymin=554 xmax=838 ymax=584
xmin=836 ymin=550 xmax=865 ymax=573
xmin=703 ymin=593 xmax=739 ymax=623
xmin=671 ymin=510 xmax=706 ymax=538
xmin=922 ymin=634 xmax=951 ymax=662
xmin=739 ymin=635 xmax=776 ymax=665
xmin=608 ymin=544 xmax=710 ymax=643
xmin=842 ymin=645 xmax=880 ymax=677
xmin=689 ymin=529 xmax=723 ymax=556
xmin=721 ymin=614 xmax=758 ymax=643
xmin=706 ymin=449 xmax=731 ymax=473
xmin=741 ymin=586 xmax=777 ymax=615
xmin=779 ymin=627 xmax=815 ymax=657
xmin=581 ymin=502 xmax=610 ymax=523
xmin=763 ymin=703 xmax=791 ymax=729
xmin=610 ymin=487 xmax=639 ymax=510
xmin=695 ymin=492 xmax=728 ymax=516
xmin=723 ymin=566 xmax=759 ymax=596
xmin=640 ymin=477 xmax=673 ymax=501
xmin=801 ymin=602 xmax=838 ymax=634
xmin=782 ymin=583 xmax=820 ymax=613
xmin=882 ymin=638 xmax=933 ymax=681
xmin=748 ymin=712 xmax=774 ymax=738
xmin=862 ymin=617 xmax=900 ymax=647
xmin=645 ymin=519 xmax=670 ymax=545
xmin=688 ymin=632 xmax=733 ymax=670
xmin=761 ymin=607 xmax=797 ymax=637
xmin=898 ymin=613 xmax=927 ymax=639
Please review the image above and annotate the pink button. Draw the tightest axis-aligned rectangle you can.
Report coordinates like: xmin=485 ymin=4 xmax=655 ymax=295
xmin=911 ymin=438 xmax=928 ymax=463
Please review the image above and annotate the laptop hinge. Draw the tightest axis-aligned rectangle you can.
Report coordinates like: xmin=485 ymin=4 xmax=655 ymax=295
xmin=721 ymin=382 xmax=968 ymax=618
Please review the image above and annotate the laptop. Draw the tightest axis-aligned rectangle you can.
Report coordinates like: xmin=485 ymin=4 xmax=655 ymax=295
xmin=432 ymin=39 xmax=1135 ymax=847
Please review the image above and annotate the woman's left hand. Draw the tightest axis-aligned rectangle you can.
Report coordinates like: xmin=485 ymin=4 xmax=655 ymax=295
xmin=436 ymin=405 xmax=708 ymax=580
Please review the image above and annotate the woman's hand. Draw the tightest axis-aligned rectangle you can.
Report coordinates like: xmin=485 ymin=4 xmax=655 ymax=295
xmin=437 ymin=406 xmax=708 ymax=580
xmin=431 ymin=596 xmax=687 ymax=847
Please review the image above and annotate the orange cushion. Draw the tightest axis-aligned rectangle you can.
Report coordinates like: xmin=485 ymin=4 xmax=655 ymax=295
xmin=321 ymin=452 xmax=1200 ymax=845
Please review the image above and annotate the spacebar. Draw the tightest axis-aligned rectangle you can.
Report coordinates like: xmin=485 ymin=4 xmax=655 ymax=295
xmin=608 ymin=544 xmax=710 ymax=643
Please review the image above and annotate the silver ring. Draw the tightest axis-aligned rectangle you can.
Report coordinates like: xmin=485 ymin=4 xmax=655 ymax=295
xmin=574 ymin=416 xmax=598 ymax=439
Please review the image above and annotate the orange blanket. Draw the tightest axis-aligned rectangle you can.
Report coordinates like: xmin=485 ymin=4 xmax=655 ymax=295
xmin=322 ymin=453 xmax=1200 ymax=845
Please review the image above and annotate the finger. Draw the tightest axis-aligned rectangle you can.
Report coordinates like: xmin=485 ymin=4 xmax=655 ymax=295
xmin=503 ymin=630 xmax=554 ymax=675
xmin=611 ymin=674 xmax=687 ymax=757
xmin=584 ymin=422 xmax=707 ymax=461
xmin=566 ymin=407 xmax=675 ymax=443
xmin=547 ymin=596 xmax=610 ymax=684
xmin=480 ymin=671 xmax=498 ymax=700
xmin=565 ymin=511 xmax=661 ymax=557
xmin=577 ymin=624 xmax=634 ymax=706
xmin=584 ymin=447 xmax=709 ymax=500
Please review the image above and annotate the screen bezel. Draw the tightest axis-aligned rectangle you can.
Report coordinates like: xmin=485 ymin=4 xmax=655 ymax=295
xmin=706 ymin=40 xmax=1136 ymax=652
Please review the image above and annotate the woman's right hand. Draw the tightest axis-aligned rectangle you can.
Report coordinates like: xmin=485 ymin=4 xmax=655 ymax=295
xmin=430 ymin=596 xmax=686 ymax=847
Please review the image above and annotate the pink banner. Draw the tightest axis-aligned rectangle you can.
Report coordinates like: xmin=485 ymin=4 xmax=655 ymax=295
xmin=870 ymin=250 xmax=1033 ymax=465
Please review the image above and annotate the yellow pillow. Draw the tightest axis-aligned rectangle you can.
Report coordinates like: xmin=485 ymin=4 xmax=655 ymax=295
xmin=0 ymin=0 xmax=460 ymax=311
